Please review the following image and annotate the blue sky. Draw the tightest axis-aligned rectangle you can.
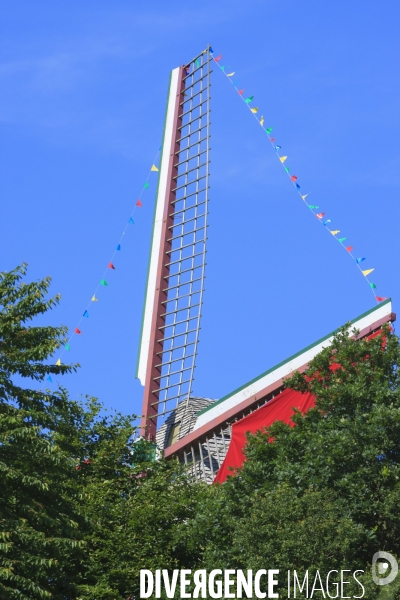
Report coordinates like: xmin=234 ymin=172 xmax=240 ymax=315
xmin=1 ymin=0 xmax=399 ymax=421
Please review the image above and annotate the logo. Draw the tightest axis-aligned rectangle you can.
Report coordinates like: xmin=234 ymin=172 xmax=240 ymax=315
xmin=372 ymin=552 xmax=398 ymax=586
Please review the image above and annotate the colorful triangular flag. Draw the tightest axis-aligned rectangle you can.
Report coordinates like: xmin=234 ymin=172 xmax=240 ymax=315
xmin=316 ymin=213 xmax=325 ymax=219
xmin=260 ymin=116 xmax=265 ymax=126
xmin=346 ymin=246 xmax=354 ymax=252
xmin=151 ymin=164 xmax=159 ymax=172
xmin=280 ymin=156 xmax=287 ymax=163
xmin=91 ymin=296 xmax=98 ymax=302
xmin=75 ymin=328 xmax=82 ymax=335
xmin=370 ymin=283 xmax=377 ymax=289
xmin=116 ymin=244 xmax=121 ymax=251
xmin=275 ymin=145 xmax=282 ymax=150
xmin=100 ymin=279 xmax=108 ymax=286
xmin=250 ymin=107 xmax=258 ymax=113
xmin=301 ymin=194 xmax=308 ymax=200
xmin=331 ymin=230 xmax=340 ymax=235
xmin=266 ymin=128 xmax=273 ymax=134
xmin=65 ymin=343 xmax=71 ymax=350
xmin=83 ymin=310 xmax=89 ymax=318
xmin=108 ymin=262 xmax=116 ymax=270
xmin=128 ymin=217 xmax=134 ymax=224
xmin=323 ymin=220 xmax=332 ymax=226
xmin=136 ymin=200 xmax=143 ymax=207
xmin=227 ymin=72 xmax=235 ymax=77
xmin=291 ymin=175 xmax=297 ymax=181
xmin=362 ymin=269 xmax=374 ymax=277
xmin=338 ymin=237 xmax=347 ymax=243
xmin=47 ymin=376 xmax=53 ymax=383
xmin=295 ymin=183 xmax=300 ymax=189
xmin=144 ymin=182 xmax=149 ymax=189
xmin=56 ymin=359 xmax=61 ymax=366
xmin=238 ymin=89 xmax=244 ymax=95
xmin=356 ymin=258 xmax=366 ymax=264
xmin=214 ymin=54 xmax=222 ymax=62
xmin=376 ymin=296 xmax=387 ymax=302
xmin=245 ymin=96 xmax=254 ymax=104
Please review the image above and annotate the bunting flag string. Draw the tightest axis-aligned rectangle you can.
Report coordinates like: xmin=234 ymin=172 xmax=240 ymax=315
xmin=53 ymin=149 xmax=161 ymax=368
xmin=210 ymin=49 xmax=385 ymax=303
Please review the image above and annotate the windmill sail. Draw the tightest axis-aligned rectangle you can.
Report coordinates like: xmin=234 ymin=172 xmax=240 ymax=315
xmin=137 ymin=48 xmax=211 ymax=439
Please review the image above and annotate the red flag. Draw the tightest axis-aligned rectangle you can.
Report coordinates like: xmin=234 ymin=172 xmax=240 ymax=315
xmin=316 ymin=213 xmax=325 ymax=219
xmin=346 ymin=246 xmax=354 ymax=252
xmin=214 ymin=54 xmax=222 ymax=62
xmin=108 ymin=262 xmax=116 ymax=270
xmin=136 ymin=200 xmax=143 ymax=207
xmin=291 ymin=175 xmax=298 ymax=181
xmin=75 ymin=328 xmax=82 ymax=335
xmin=270 ymin=138 xmax=275 ymax=142
xmin=376 ymin=296 xmax=387 ymax=302
xmin=238 ymin=89 xmax=244 ymax=95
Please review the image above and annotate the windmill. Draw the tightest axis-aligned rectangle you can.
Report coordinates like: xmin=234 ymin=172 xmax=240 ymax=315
xmin=136 ymin=47 xmax=396 ymax=483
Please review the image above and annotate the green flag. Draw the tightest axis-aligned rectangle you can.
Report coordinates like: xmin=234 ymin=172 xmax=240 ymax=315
xmin=266 ymin=128 xmax=273 ymax=134
xmin=100 ymin=279 xmax=108 ymax=286
xmin=338 ymin=237 xmax=347 ymax=243
xmin=65 ymin=343 xmax=70 ymax=351
xmin=144 ymin=182 xmax=149 ymax=189
xmin=370 ymin=283 xmax=377 ymax=289
xmin=245 ymin=96 xmax=254 ymax=104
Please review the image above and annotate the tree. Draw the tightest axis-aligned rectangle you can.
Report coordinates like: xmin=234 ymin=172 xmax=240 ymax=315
xmin=0 ymin=265 xmax=85 ymax=599
xmin=72 ymin=429 xmax=204 ymax=599
xmin=190 ymin=326 xmax=400 ymax=598
xmin=0 ymin=265 xmax=204 ymax=599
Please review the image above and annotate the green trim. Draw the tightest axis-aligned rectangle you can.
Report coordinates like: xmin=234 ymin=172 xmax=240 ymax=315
xmin=197 ymin=299 xmax=392 ymax=416
xmin=135 ymin=71 xmax=173 ymax=379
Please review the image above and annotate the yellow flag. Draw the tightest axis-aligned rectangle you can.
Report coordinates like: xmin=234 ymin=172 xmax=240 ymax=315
xmin=251 ymin=107 xmax=258 ymax=114
xmin=151 ymin=164 xmax=159 ymax=172
xmin=301 ymin=194 xmax=308 ymax=200
xmin=91 ymin=295 xmax=98 ymax=302
xmin=260 ymin=116 xmax=264 ymax=126
xmin=227 ymin=72 xmax=235 ymax=77
xmin=56 ymin=358 xmax=61 ymax=366
xmin=362 ymin=268 xmax=374 ymax=277
xmin=331 ymin=230 xmax=340 ymax=235
xmin=280 ymin=156 xmax=287 ymax=163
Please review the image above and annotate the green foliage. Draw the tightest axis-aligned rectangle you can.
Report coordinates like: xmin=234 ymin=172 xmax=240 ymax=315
xmin=0 ymin=265 xmax=84 ymax=598
xmin=2 ymin=265 xmax=400 ymax=598
xmin=77 ymin=457 xmax=204 ymax=599
xmin=193 ymin=325 xmax=400 ymax=598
